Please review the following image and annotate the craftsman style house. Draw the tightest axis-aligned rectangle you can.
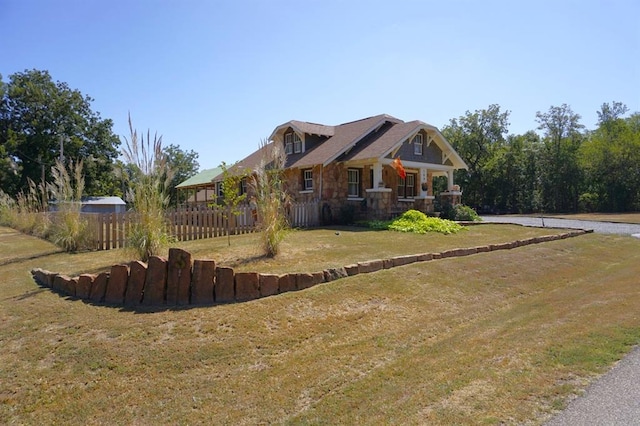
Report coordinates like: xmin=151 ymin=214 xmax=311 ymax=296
xmin=230 ymin=114 xmax=468 ymax=222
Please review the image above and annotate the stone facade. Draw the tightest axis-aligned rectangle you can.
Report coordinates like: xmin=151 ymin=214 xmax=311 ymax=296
xmin=282 ymin=162 xmax=440 ymax=222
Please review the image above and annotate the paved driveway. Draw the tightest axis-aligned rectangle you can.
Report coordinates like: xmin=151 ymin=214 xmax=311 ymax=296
xmin=480 ymin=216 xmax=640 ymax=237
xmin=545 ymin=347 xmax=640 ymax=425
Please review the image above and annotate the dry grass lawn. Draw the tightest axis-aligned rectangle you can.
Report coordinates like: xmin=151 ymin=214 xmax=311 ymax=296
xmin=1 ymin=224 xmax=640 ymax=424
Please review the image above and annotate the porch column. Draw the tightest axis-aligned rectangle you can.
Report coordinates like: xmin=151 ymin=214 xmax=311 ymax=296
xmin=419 ymin=168 xmax=428 ymax=197
xmin=372 ymin=162 xmax=384 ymax=188
xmin=447 ymin=170 xmax=454 ymax=191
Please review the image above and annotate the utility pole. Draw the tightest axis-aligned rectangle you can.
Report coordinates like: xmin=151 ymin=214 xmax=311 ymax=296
xmin=39 ymin=156 xmax=45 ymax=185
xmin=59 ymin=133 xmax=64 ymax=163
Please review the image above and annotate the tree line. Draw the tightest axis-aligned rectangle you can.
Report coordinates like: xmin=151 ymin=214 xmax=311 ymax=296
xmin=441 ymin=103 xmax=640 ymax=213
xmin=2 ymin=69 xmax=639 ymax=214
xmin=0 ymin=69 xmax=199 ymax=206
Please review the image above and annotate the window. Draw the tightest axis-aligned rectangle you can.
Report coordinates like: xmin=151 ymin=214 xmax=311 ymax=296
xmin=239 ymin=177 xmax=247 ymax=196
xmin=293 ymin=133 xmax=302 ymax=153
xmin=398 ymin=173 xmax=417 ymax=198
xmin=406 ymin=173 xmax=415 ymax=196
xmin=284 ymin=133 xmax=293 ymax=155
xmin=303 ymin=169 xmax=313 ymax=190
xmin=348 ymin=169 xmax=360 ymax=197
xmin=413 ymin=133 xmax=423 ymax=155
xmin=216 ymin=182 xmax=223 ymax=197
xmin=285 ymin=132 xmax=303 ymax=154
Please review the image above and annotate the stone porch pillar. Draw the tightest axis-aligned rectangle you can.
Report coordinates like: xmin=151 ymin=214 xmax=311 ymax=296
xmin=440 ymin=169 xmax=462 ymax=206
xmin=365 ymin=188 xmax=392 ymax=220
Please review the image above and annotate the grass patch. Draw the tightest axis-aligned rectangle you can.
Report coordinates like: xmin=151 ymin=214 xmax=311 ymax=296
xmin=1 ymin=225 xmax=640 ymax=424
xmin=176 ymin=223 xmax=561 ymax=274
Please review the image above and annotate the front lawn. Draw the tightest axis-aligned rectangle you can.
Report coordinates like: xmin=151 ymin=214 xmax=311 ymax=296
xmin=1 ymin=225 xmax=639 ymax=424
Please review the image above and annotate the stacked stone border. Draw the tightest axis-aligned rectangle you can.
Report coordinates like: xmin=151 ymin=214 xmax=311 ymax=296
xmin=31 ymin=229 xmax=592 ymax=308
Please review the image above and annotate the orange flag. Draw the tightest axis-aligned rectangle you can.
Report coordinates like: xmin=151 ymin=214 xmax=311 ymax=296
xmin=391 ymin=157 xmax=406 ymax=179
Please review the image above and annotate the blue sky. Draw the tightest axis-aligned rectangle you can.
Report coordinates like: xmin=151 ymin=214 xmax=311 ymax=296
xmin=1 ymin=0 xmax=638 ymax=171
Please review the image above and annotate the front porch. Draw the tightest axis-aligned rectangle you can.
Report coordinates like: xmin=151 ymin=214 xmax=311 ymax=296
xmin=284 ymin=160 xmax=463 ymax=223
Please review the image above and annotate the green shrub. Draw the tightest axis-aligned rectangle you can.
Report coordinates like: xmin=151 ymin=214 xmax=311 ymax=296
xmin=438 ymin=203 xmax=455 ymax=220
xmin=363 ymin=219 xmax=392 ymax=230
xmin=388 ymin=209 xmax=464 ymax=235
xmin=578 ymin=192 xmax=599 ymax=213
xmin=51 ymin=206 xmax=88 ymax=252
xmin=453 ymin=205 xmax=482 ymax=222
xmin=440 ymin=204 xmax=481 ymax=222
xmin=337 ymin=204 xmax=356 ymax=225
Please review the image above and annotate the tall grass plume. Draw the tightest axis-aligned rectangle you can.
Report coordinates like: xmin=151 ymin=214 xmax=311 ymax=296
xmin=122 ymin=113 xmax=174 ymax=261
xmin=48 ymin=159 xmax=89 ymax=251
xmin=1 ymin=179 xmax=50 ymax=237
xmin=249 ymin=140 xmax=290 ymax=257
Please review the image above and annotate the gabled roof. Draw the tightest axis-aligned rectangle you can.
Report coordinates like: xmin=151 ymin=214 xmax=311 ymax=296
xmin=346 ymin=120 xmax=468 ymax=169
xmin=175 ymin=167 xmax=222 ymax=189
xmin=234 ymin=114 xmax=468 ymax=174
xmin=288 ymin=114 xmax=402 ymax=168
xmin=275 ymin=120 xmax=335 ymax=138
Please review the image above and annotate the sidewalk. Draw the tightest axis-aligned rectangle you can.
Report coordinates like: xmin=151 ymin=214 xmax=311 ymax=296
xmin=546 ymin=346 xmax=640 ymax=425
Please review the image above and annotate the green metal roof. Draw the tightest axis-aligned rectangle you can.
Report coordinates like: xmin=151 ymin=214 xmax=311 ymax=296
xmin=175 ymin=167 xmax=222 ymax=189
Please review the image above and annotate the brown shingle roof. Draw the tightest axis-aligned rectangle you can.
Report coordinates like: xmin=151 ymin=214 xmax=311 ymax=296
xmin=216 ymin=143 xmax=276 ymax=180
xmin=347 ymin=121 xmax=422 ymax=161
xmin=231 ymin=114 xmax=468 ymax=175
xmin=289 ymin=114 xmax=402 ymax=168
xmin=288 ymin=120 xmax=335 ymax=137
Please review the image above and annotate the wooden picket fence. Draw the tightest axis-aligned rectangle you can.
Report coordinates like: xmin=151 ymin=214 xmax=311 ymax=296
xmin=83 ymin=202 xmax=320 ymax=251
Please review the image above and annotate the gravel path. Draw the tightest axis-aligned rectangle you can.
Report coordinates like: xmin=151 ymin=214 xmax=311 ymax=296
xmin=480 ymin=216 xmax=640 ymax=237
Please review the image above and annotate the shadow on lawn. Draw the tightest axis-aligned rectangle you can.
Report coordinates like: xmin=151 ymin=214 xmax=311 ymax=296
xmin=1 ymin=288 xmax=48 ymax=302
xmin=0 ymin=250 xmax=64 ymax=267
xmin=35 ymin=281 xmax=248 ymax=314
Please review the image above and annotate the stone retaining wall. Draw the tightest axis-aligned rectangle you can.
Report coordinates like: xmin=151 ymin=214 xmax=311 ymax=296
xmin=31 ymin=230 xmax=591 ymax=307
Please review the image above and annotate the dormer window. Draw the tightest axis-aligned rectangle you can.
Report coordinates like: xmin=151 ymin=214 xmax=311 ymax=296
xmin=284 ymin=132 xmax=303 ymax=154
xmin=293 ymin=133 xmax=302 ymax=153
xmin=284 ymin=133 xmax=293 ymax=154
xmin=413 ymin=133 xmax=423 ymax=155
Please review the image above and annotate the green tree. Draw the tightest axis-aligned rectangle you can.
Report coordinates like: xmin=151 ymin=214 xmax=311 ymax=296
xmin=486 ymin=131 xmax=542 ymax=213
xmin=580 ymin=103 xmax=640 ymax=211
xmin=163 ymin=144 xmax=200 ymax=206
xmin=0 ymin=69 xmax=120 ymax=197
xmin=216 ymin=161 xmax=249 ymax=247
xmin=441 ymin=104 xmax=510 ymax=210
xmin=0 ymin=74 xmax=21 ymax=195
xmin=536 ymin=104 xmax=584 ymax=212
